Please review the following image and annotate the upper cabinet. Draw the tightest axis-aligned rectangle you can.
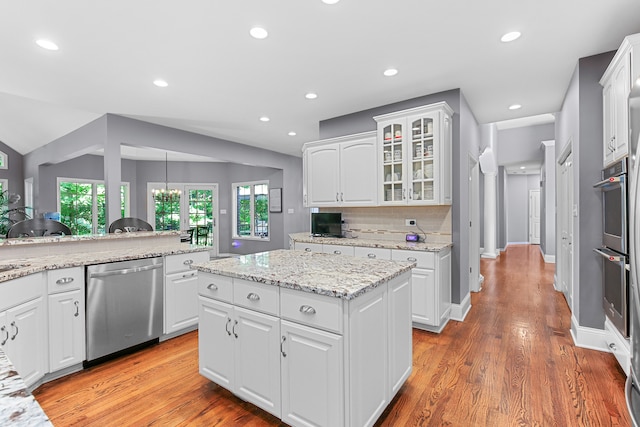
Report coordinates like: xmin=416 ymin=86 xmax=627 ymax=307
xmin=601 ymin=33 xmax=640 ymax=167
xmin=374 ymin=102 xmax=453 ymax=205
xmin=303 ymin=131 xmax=377 ymax=207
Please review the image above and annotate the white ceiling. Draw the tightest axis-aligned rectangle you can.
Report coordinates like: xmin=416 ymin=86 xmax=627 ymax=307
xmin=1 ymin=0 xmax=640 ymax=159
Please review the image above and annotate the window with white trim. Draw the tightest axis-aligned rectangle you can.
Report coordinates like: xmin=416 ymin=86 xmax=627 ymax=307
xmin=232 ymin=181 xmax=269 ymax=239
xmin=0 ymin=179 xmax=7 ymax=194
xmin=0 ymin=151 xmax=7 ymax=170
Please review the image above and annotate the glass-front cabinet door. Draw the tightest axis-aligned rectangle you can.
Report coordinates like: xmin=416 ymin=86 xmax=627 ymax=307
xmin=409 ymin=113 xmax=437 ymax=204
xmin=380 ymin=121 xmax=405 ymax=203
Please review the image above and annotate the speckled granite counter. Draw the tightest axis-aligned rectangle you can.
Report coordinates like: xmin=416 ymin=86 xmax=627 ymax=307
xmin=0 ymin=243 xmax=209 ymax=283
xmin=192 ymin=249 xmax=415 ymax=300
xmin=0 ymin=349 xmax=52 ymax=426
xmin=0 ymin=230 xmax=179 ymax=247
xmin=289 ymin=232 xmax=452 ymax=252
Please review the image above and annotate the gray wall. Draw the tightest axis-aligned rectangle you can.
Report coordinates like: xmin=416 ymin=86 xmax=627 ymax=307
xmin=0 ymin=140 xmax=25 ymax=198
xmin=505 ymin=174 xmax=541 ymax=244
xmin=23 ymin=114 xmax=308 ymax=255
xmin=319 ymin=88 xmax=480 ymax=306
xmin=497 ymin=124 xmax=554 ymax=166
xmin=556 ymin=50 xmax=615 ymax=330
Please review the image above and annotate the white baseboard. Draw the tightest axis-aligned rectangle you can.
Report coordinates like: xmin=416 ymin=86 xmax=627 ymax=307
xmin=481 ymin=251 xmax=499 ymax=259
xmin=553 ymin=274 xmax=560 ymax=291
xmin=450 ymin=292 xmax=472 ymax=322
xmin=570 ymin=314 xmax=608 ymax=352
xmin=538 ymin=246 xmax=556 ymax=263
xmin=505 ymin=242 xmax=530 ymax=249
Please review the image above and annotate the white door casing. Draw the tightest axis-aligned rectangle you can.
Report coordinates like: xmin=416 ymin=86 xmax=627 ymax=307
xmin=468 ymin=155 xmax=481 ymax=292
xmin=529 ymin=189 xmax=541 ymax=244
xmin=557 ymin=148 xmax=574 ymax=309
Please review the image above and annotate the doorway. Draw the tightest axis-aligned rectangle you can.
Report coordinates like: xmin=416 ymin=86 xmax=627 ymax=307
xmin=529 ymin=189 xmax=541 ymax=244
xmin=469 ymin=154 xmax=481 ymax=292
xmin=557 ymin=145 xmax=574 ymax=308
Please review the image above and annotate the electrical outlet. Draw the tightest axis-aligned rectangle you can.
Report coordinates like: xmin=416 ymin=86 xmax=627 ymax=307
xmin=405 ymin=219 xmax=416 ymax=226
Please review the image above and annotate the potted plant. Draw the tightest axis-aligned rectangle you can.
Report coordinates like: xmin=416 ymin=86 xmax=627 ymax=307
xmin=0 ymin=190 xmax=30 ymax=236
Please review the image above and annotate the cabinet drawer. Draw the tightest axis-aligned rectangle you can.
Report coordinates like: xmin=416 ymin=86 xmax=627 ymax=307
xmin=294 ymin=242 xmax=323 ymax=253
xmin=354 ymin=246 xmax=392 ymax=260
xmin=48 ymin=267 xmax=83 ymax=294
xmin=392 ymin=249 xmax=434 ymax=269
xmin=234 ymin=279 xmax=279 ymax=316
xmin=280 ymin=288 xmax=343 ymax=334
xmin=0 ymin=273 xmax=45 ymax=312
xmin=198 ymin=273 xmax=233 ymax=303
xmin=165 ymin=251 xmax=209 ymax=274
xmin=322 ymin=244 xmax=354 ymax=257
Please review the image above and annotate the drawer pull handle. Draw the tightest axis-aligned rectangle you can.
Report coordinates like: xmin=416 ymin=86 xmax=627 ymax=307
xmin=247 ymin=292 xmax=261 ymax=301
xmin=281 ymin=336 xmax=287 ymax=357
xmin=0 ymin=326 xmax=8 ymax=346
xmin=299 ymin=305 xmax=316 ymax=315
xmin=334 ymin=250 xmax=341 ymax=255
xmin=233 ymin=320 xmax=238 ymax=338
xmin=609 ymin=342 xmax=617 ymax=351
xmin=407 ymin=257 xmax=417 ymax=262
xmin=207 ymin=283 xmax=219 ymax=291
xmin=225 ymin=318 xmax=232 ymax=336
xmin=10 ymin=321 xmax=18 ymax=340
xmin=74 ymin=301 xmax=80 ymax=317
xmin=368 ymin=253 xmax=376 ymax=259
xmin=182 ymin=272 xmax=196 ymax=279
xmin=305 ymin=248 xmax=312 ymax=252
xmin=183 ymin=259 xmax=194 ymax=265
xmin=56 ymin=277 xmax=74 ymax=285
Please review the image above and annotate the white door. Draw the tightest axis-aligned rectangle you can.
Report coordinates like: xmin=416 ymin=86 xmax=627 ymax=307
xmin=469 ymin=155 xmax=481 ymax=292
xmin=198 ymin=296 xmax=234 ymax=389
xmin=281 ymin=320 xmax=344 ymax=427
xmin=529 ymin=189 xmax=541 ymax=244
xmin=49 ymin=290 xmax=85 ymax=372
xmin=558 ymin=151 xmax=574 ymax=307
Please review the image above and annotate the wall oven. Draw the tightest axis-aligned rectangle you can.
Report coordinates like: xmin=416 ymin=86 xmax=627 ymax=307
xmin=594 ymin=159 xmax=628 ymax=254
xmin=594 ymin=247 xmax=629 ymax=336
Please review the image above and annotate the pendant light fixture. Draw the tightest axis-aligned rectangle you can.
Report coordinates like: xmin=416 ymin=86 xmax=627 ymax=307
xmin=152 ymin=152 xmax=181 ymax=202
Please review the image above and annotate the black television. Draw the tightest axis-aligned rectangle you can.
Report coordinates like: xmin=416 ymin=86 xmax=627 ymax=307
xmin=311 ymin=212 xmax=342 ymax=237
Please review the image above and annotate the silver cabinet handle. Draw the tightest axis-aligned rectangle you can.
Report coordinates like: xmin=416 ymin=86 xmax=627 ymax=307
xmin=305 ymin=248 xmax=312 ymax=252
xmin=333 ymin=250 xmax=341 ymax=255
xmin=609 ymin=342 xmax=617 ymax=351
xmin=183 ymin=259 xmax=194 ymax=265
xmin=181 ymin=272 xmax=196 ymax=279
xmin=225 ymin=317 xmax=232 ymax=336
xmin=336 ymin=192 xmax=339 ymax=202
xmin=340 ymin=192 xmax=344 ymax=202
xmin=407 ymin=257 xmax=417 ymax=262
xmin=0 ymin=326 xmax=8 ymax=346
xmin=232 ymin=320 xmax=238 ymax=338
xmin=281 ymin=336 xmax=287 ymax=357
xmin=10 ymin=321 xmax=18 ymax=340
xmin=56 ymin=277 xmax=74 ymax=285
xmin=247 ymin=292 xmax=260 ymax=301
xmin=207 ymin=283 xmax=218 ymax=291
xmin=74 ymin=301 xmax=80 ymax=317
xmin=299 ymin=305 xmax=316 ymax=315
xmin=368 ymin=253 xmax=376 ymax=259
xmin=403 ymin=188 xmax=406 ymax=199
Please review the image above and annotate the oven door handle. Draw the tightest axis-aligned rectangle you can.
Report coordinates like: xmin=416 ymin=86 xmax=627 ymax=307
xmin=593 ymin=175 xmax=625 ymax=189
xmin=593 ymin=248 xmax=625 ymax=264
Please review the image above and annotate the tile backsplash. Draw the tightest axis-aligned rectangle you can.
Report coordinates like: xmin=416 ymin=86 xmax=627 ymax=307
xmin=320 ymin=206 xmax=451 ymax=243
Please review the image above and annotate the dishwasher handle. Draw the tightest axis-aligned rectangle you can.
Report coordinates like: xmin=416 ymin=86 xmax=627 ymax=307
xmin=88 ymin=263 xmax=163 ymax=278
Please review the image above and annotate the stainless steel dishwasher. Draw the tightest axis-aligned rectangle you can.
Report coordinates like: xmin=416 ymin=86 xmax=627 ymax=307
xmin=86 ymin=257 xmax=163 ymax=363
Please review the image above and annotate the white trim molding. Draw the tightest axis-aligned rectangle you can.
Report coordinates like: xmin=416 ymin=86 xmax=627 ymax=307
xmin=450 ymin=292 xmax=472 ymax=322
xmin=538 ymin=245 xmax=556 ymax=263
xmin=570 ymin=314 xmax=608 ymax=352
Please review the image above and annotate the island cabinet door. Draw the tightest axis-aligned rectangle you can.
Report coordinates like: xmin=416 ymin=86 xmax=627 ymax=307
xmin=49 ymin=289 xmax=85 ymax=372
xmin=165 ymin=270 xmax=199 ymax=334
xmin=281 ymin=319 xmax=344 ymax=427
xmin=198 ymin=296 xmax=235 ymax=390
xmin=233 ymin=306 xmax=281 ymax=418
xmin=410 ymin=267 xmax=436 ymax=326
xmin=388 ymin=273 xmax=412 ymax=398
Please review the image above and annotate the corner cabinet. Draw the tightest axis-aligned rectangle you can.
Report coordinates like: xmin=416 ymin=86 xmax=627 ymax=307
xmin=601 ymin=33 xmax=640 ymax=167
xmin=374 ymin=102 xmax=453 ymax=205
xmin=303 ymin=131 xmax=378 ymax=207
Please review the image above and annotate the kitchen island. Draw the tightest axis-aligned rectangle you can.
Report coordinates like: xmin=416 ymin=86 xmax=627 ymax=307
xmin=192 ymin=249 xmax=414 ymax=427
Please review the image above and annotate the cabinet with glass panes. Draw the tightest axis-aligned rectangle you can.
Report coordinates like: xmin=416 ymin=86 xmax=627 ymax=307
xmin=374 ymin=102 xmax=452 ymax=205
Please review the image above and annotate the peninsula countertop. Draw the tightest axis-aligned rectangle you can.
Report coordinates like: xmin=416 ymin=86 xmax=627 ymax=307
xmin=191 ymin=249 xmax=415 ymax=300
xmin=289 ymin=232 xmax=452 ymax=252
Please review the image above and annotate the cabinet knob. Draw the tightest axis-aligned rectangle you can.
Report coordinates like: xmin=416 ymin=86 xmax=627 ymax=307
xmin=407 ymin=257 xmax=417 ymax=262
xmin=10 ymin=321 xmax=18 ymax=340
xmin=299 ymin=305 xmax=316 ymax=315
xmin=207 ymin=283 xmax=219 ymax=291
xmin=247 ymin=292 xmax=261 ymax=301
xmin=367 ymin=253 xmax=377 ymax=259
xmin=305 ymin=248 xmax=312 ymax=252
xmin=334 ymin=250 xmax=342 ymax=255
xmin=0 ymin=326 xmax=8 ymax=346
xmin=56 ymin=277 xmax=74 ymax=285
xmin=183 ymin=259 xmax=194 ymax=265
xmin=609 ymin=342 xmax=617 ymax=351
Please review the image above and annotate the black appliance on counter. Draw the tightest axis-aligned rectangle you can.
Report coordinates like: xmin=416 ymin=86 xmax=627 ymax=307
xmin=311 ymin=212 xmax=342 ymax=237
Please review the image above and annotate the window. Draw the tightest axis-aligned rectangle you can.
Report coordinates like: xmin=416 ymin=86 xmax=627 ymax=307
xmin=0 ymin=179 xmax=6 ymax=194
xmin=233 ymin=181 xmax=269 ymax=239
xmin=0 ymin=151 xmax=7 ymax=170
xmin=58 ymin=179 xmax=129 ymax=235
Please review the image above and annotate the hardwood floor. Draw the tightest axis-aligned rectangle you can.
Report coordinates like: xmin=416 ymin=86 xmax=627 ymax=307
xmin=33 ymin=245 xmax=631 ymax=426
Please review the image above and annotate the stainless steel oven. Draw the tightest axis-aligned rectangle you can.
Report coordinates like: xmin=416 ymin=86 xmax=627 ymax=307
xmin=594 ymin=159 xmax=628 ymax=254
xmin=594 ymin=247 xmax=629 ymax=336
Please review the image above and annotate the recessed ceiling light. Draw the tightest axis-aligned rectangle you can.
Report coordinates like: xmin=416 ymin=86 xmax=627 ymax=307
xmin=383 ymin=68 xmax=398 ymax=77
xmin=322 ymin=0 xmax=340 ymax=4
xmin=636 ymin=77 xmax=640 ymax=87
xmin=508 ymin=104 xmax=522 ymax=110
xmin=520 ymin=166 xmax=526 ymax=170
xmin=288 ymin=131 xmax=297 ymax=136
xmin=260 ymin=116 xmax=270 ymax=122
xmin=153 ymin=79 xmax=168 ymax=88
xmin=36 ymin=39 xmax=59 ymax=51
xmin=501 ymin=31 xmax=521 ymax=42
xmin=250 ymin=27 xmax=268 ymax=39
xmin=305 ymin=92 xmax=318 ymax=100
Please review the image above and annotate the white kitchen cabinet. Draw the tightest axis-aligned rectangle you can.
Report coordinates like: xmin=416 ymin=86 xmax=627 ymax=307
xmin=388 ymin=274 xmax=412 ymax=398
xmin=374 ymin=102 xmax=453 ymax=205
xmin=281 ymin=319 xmax=344 ymax=427
xmin=164 ymin=251 xmax=209 ymax=335
xmin=601 ymin=33 xmax=640 ymax=166
xmin=303 ymin=132 xmax=377 ymax=207
xmin=0 ymin=273 xmax=47 ymax=388
xmin=322 ymin=244 xmax=355 ymax=257
xmin=294 ymin=241 xmax=323 ymax=253
xmin=198 ymin=275 xmax=281 ymax=418
xmin=47 ymin=267 xmax=85 ymax=373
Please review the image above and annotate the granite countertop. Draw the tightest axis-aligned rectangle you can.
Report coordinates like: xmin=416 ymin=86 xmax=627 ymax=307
xmin=0 ymin=230 xmax=179 ymax=247
xmin=289 ymin=232 xmax=452 ymax=252
xmin=0 ymin=349 xmax=52 ymax=426
xmin=192 ymin=249 xmax=415 ymax=300
xmin=0 ymin=243 xmax=209 ymax=283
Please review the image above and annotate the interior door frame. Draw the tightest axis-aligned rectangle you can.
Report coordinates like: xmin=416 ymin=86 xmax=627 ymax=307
xmin=557 ymin=141 xmax=574 ymax=308
xmin=469 ymin=154 xmax=481 ymax=292
xmin=528 ymin=189 xmax=541 ymax=244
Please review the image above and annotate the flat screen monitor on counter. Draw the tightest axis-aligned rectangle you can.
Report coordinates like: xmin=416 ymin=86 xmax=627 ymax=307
xmin=311 ymin=212 xmax=342 ymax=237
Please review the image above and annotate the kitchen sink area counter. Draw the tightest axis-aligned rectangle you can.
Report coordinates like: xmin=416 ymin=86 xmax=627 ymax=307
xmin=289 ymin=231 xmax=452 ymax=252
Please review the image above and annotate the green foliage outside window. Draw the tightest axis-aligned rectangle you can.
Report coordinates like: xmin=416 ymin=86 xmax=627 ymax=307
xmin=234 ymin=182 xmax=268 ymax=238
xmin=59 ymin=181 xmax=127 ymax=235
